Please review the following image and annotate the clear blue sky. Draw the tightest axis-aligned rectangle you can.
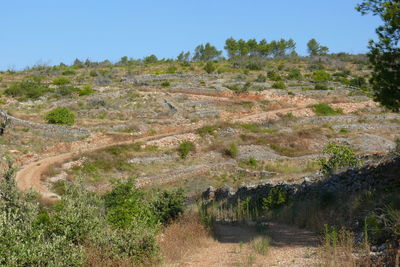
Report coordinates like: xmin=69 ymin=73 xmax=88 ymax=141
xmin=1 ymin=0 xmax=381 ymax=70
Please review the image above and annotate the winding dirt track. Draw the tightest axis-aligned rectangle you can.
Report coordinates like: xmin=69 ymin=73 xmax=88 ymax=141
xmin=15 ymin=131 xmax=189 ymax=203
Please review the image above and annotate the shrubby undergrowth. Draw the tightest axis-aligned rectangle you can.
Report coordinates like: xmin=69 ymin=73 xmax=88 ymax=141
xmin=0 ymin=163 xmax=185 ymax=266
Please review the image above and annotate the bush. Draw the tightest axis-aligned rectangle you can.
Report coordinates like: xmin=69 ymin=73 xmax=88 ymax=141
xmin=312 ymin=103 xmax=343 ymax=116
xmin=203 ymin=62 xmax=216 ymax=74
xmin=272 ymin=81 xmax=287 ymax=89
xmin=313 ymin=70 xmax=332 ymax=82
xmin=0 ymin=165 xmax=171 ymax=266
xmin=56 ymin=85 xmax=80 ymax=96
xmin=104 ymin=179 xmax=158 ymax=229
xmin=226 ymin=82 xmax=251 ymax=93
xmin=5 ymin=80 xmax=51 ymax=100
xmin=225 ymin=143 xmax=238 ymax=158
xmin=314 ymin=83 xmax=329 ymax=90
xmin=62 ymin=69 xmax=76 ymax=76
xmin=166 ymin=66 xmax=177 ymax=74
xmin=78 ymin=85 xmax=95 ymax=96
xmin=53 ymin=77 xmax=71 ymax=85
xmin=161 ymin=81 xmax=170 ymax=87
xmin=317 ymin=143 xmax=361 ymax=175
xmin=178 ymin=141 xmax=195 ymax=159
xmin=349 ymin=76 xmax=367 ymax=89
xmin=45 ymin=107 xmax=76 ymax=125
xmin=287 ymin=68 xmax=302 ymax=80
xmin=152 ymin=188 xmax=185 ymax=224
xmin=267 ymin=70 xmax=282 ymax=81
xmin=89 ymin=70 xmax=98 ymax=77
xmin=262 ymin=187 xmax=287 ymax=210
xmin=196 ymin=125 xmax=217 ymax=137
xmin=255 ymin=74 xmax=267 ymax=83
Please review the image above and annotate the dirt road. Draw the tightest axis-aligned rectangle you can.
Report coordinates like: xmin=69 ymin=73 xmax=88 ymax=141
xmin=170 ymin=222 xmax=320 ymax=267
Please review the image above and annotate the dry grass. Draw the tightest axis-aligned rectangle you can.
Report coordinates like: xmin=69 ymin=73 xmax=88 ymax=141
xmin=84 ymin=246 xmax=133 ymax=267
xmin=264 ymin=159 xmax=319 ymax=174
xmin=159 ymin=211 xmax=211 ymax=264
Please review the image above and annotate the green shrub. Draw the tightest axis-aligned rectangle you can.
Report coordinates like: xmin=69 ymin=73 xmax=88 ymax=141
xmin=0 ymin=180 xmax=86 ymax=266
xmin=246 ymin=60 xmax=264 ymax=70
xmin=78 ymin=85 xmax=95 ymax=96
xmin=161 ymin=81 xmax=170 ymax=87
xmin=261 ymin=187 xmax=287 ymax=210
xmin=349 ymin=76 xmax=367 ymax=89
xmin=312 ymin=103 xmax=343 ymax=116
xmin=247 ymin=157 xmax=258 ymax=168
xmin=272 ymin=81 xmax=287 ymax=89
xmin=56 ymin=85 xmax=80 ymax=96
xmin=89 ymin=70 xmax=98 ymax=77
xmin=104 ymin=179 xmax=158 ymax=229
xmin=217 ymin=68 xmax=228 ymax=74
xmin=317 ymin=143 xmax=361 ymax=175
xmin=196 ymin=125 xmax=217 ymax=136
xmin=178 ymin=141 xmax=195 ymax=159
xmin=225 ymin=143 xmax=238 ymax=158
xmin=204 ymin=62 xmax=216 ymax=74
xmin=0 ymin=165 xmax=167 ymax=266
xmin=166 ymin=66 xmax=177 ymax=74
xmin=287 ymin=68 xmax=302 ymax=80
xmin=313 ymin=70 xmax=332 ymax=82
xmin=226 ymin=82 xmax=251 ymax=93
xmin=267 ymin=70 xmax=282 ymax=81
xmin=314 ymin=83 xmax=329 ymax=90
xmin=53 ymin=77 xmax=71 ymax=85
xmin=333 ymin=69 xmax=351 ymax=78
xmin=255 ymin=74 xmax=267 ymax=83
xmin=5 ymin=80 xmax=51 ymax=100
xmin=62 ymin=69 xmax=76 ymax=76
xmin=152 ymin=188 xmax=185 ymax=224
xmin=45 ymin=107 xmax=76 ymax=125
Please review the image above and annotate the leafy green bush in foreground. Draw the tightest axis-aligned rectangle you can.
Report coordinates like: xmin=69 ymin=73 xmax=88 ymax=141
xmin=0 ymin=164 xmax=185 ymax=266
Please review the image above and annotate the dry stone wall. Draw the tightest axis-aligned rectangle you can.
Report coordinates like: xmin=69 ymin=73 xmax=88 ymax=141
xmin=0 ymin=111 xmax=89 ymax=140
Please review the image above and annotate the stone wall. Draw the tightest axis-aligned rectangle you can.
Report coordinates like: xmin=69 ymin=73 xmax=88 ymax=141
xmin=203 ymin=156 xmax=400 ymax=206
xmin=0 ymin=111 xmax=90 ymax=140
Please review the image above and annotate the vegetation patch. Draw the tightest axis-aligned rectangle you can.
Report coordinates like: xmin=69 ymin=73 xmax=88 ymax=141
xmin=312 ymin=103 xmax=343 ymax=116
xmin=45 ymin=107 xmax=76 ymax=125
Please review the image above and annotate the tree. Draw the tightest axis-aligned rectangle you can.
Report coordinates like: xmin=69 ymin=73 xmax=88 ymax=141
xmin=307 ymin=38 xmax=329 ymax=56
xmin=73 ymin=58 xmax=84 ymax=68
xmin=357 ymin=0 xmax=400 ymax=111
xmin=143 ymin=54 xmax=158 ymax=64
xmin=270 ymin=39 xmax=296 ymax=58
xmin=177 ymin=51 xmax=191 ymax=62
xmin=193 ymin=43 xmax=222 ymax=61
xmin=119 ymin=56 xmax=128 ymax=65
xmin=224 ymin=37 xmax=239 ymax=59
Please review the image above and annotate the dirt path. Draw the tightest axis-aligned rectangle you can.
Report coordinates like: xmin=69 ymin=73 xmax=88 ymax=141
xmin=173 ymin=222 xmax=320 ymax=267
xmin=15 ymin=131 xmax=190 ymax=203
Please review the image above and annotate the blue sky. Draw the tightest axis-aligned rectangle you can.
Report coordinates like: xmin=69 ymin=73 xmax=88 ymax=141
xmin=0 ymin=0 xmax=381 ymax=70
